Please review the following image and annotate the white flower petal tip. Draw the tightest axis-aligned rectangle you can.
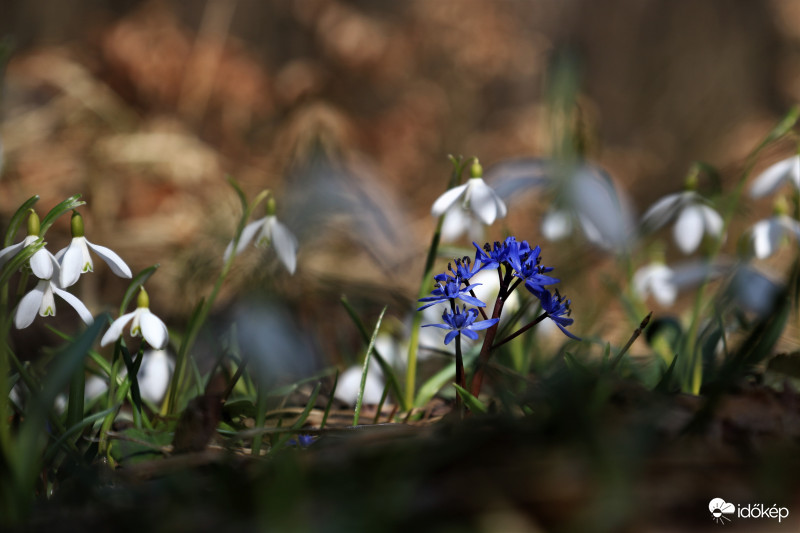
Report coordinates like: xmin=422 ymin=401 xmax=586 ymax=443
xmin=750 ymin=156 xmax=800 ymax=198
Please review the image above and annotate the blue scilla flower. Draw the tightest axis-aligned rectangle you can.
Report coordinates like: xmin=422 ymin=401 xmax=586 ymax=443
xmin=473 ymin=238 xmax=514 ymax=270
xmin=539 ymin=289 xmax=580 ymax=340
xmin=434 ymin=257 xmax=482 ymax=284
xmin=504 ymin=241 xmax=559 ymax=296
xmin=418 ymin=276 xmax=486 ymax=311
xmin=422 ymin=305 xmax=499 ymax=345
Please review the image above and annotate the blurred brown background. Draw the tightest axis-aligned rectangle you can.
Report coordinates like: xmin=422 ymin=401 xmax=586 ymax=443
xmin=1 ymin=0 xmax=798 ymax=356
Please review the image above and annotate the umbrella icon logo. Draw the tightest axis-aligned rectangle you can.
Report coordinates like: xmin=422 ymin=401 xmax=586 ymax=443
xmin=709 ymin=498 xmax=735 ymax=524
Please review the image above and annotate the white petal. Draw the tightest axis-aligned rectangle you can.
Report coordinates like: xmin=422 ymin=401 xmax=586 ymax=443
xmin=139 ymin=310 xmax=169 ymax=349
xmin=641 ymin=192 xmax=685 ymax=229
xmin=60 ymin=239 xmax=85 ymax=287
xmin=431 ymin=184 xmax=468 ymax=217
xmin=0 ymin=240 xmax=26 ymax=268
xmin=270 ymin=219 xmax=298 ymax=274
xmin=700 ymin=205 xmax=724 ymax=237
xmin=541 ymin=210 xmax=572 ymax=241
xmin=30 ymin=248 xmax=54 ymax=279
xmin=440 ymin=206 xmax=470 ymax=241
xmin=138 ymin=350 xmax=172 ymax=403
xmin=467 ymin=179 xmax=499 ymax=225
xmin=100 ymin=311 xmax=137 ymax=346
xmin=14 ymin=281 xmax=46 ymax=329
xmin=673 ymin=206 xmax=704 ymax=254
xmin=750 ymin=157 xmax=798 ymax=198
xmin=39 ymin=283 xmax=56 ymax=316
xmin=223 ymin=217 xmax=267 ymax=261
xmin=752 ymin=219 xmax=781 ymax=259
xmin=86 ymin=239 xmax=132 ymax=278
xmin=52 ymin=286 xmax=94 ymax=325
xmin=333 ymin=365 xmax=385 ymax=406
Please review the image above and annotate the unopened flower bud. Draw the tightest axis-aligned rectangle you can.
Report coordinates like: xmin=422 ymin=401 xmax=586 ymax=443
xmin=26 ymin=209 xmax=40 ymax=237
xmin=470 ymin=159 xmax=483 ymax=179
xmin=70 ymin=211 xmax=85 ymax=238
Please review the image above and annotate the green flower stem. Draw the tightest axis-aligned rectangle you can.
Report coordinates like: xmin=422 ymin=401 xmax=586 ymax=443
xmin=251 ymin=385 xmax=269 ymax=456
xmin=406 ymin=156 xmax=469 ymax=408
xmin=164 ymin=188 xmax=271 ymax=415
xmin=65 ymin=365 xmax=85 ymax=431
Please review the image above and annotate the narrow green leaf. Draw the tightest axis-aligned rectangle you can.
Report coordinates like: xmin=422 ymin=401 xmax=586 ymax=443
xmin=354 ymin=306 xmax=387 ymax=426
xmin=763 ymin=106 xmax=800 ymax=145
xmin=44 ymin=405 xmax=118 ymax=463
xmin=414 ymin=361 xmax=456 ymax=409
xmin=319 ymin=369 xmax=339 ymax=430
xmin=16 ymin=315 xmax=108 ymax=495
xmin=340 ymin=296 xmax=407 ymax=411
xmin=39 ymin=194 xmax=85 ymax=236
xmin=453 ymin=383 xmax=487 ymax=414
xmin=4 ymin=195 xmax=39 ymax=246
xmin=272 ymin=382 xmax=322 ymax=450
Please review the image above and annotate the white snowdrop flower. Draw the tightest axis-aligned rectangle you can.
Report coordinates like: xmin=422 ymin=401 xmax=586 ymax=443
xmin=633 ymin=263 xmax=677 ymax=306
xmin=541 ymin=209 xmax=573 ymax=241
xmin=431 ymin=159 xmax=507 ymax=241
xmin=14 ymin=262 xmax=94 ymax=329
xmin=334 ymin=365 xmax=386 ymax=406
xmin=440 ymin=204 xmax=485 ymax=242
xmin=469 ymin=268 xmax=519 ymax=322
xmin=750 ymin=215 xmax=800 ymax=259
xmin=101 ymin=287 xmax=168 ymax=349
xmin=750 ymin=155 xmax=800 ymax=198
xmin=56 ymin=211 xmax=132 ymax=288
xmin=224 ymin=196 xmax=298 ymax=274
xmin=0 ymin=209 xmax=57 ymax=280
xmin=119 ymin=349 xmax=174 ymax=404
xmin=641 ymin=191 xmax=723 ymax=254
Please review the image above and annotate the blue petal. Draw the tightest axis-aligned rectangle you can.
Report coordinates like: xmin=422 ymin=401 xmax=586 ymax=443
xmin=444 ymin=330 xmax=459 ymax=345
xmin=459 ymin=293 xmax=486 ymax=307
xmin=470 ymin=318 xmax=499 ymax=331
xmin=461 ymin=329 xmax=479 ymax=341
xmin=422 ymin=323 xmax=451 ymax=329
xmin=555 ymin=322 xmax=581 ymax=340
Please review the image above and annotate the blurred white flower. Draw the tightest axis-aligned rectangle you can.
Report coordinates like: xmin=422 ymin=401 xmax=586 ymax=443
xmin=224 ymin=214 xmax=298 ymax=274
xmin=564 ymin=165 xmax=636 ymax=252
xmin=641 ymin=191 xmax=723 ymax=254
xmin=750 ymin=215 xmax=800 ymax=259
xmin=56 ymin=211 xmax=132 ymax=288
xmin=334 ymin=365 xmax=386 ymax=406
xmin=101 ymin=288 xmax=168 ymax=349
xmin=633 ymin=263 xmax=677 ymax=306
xmin=440 ymin=204 xmax=486 ymax=242
xmin=120 ymin=349 xmax=174 ymax=404
xmin=749 ymin=155 xmax=800 ymax=198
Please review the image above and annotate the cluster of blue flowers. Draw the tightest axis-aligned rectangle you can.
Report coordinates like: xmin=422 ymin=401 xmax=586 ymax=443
xmin=419 ymin=236 xmax=578 ymax=344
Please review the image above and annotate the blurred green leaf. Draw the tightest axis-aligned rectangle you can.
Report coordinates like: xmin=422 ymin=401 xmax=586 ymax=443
xmin=453 ymin=383 xmax=487 ymax=414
